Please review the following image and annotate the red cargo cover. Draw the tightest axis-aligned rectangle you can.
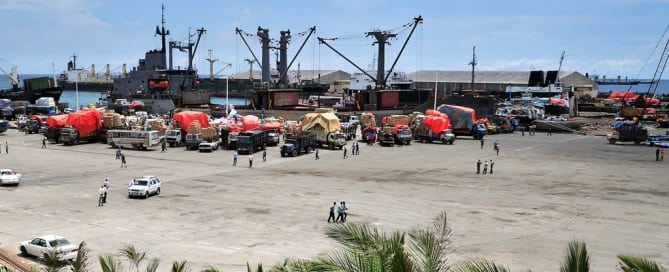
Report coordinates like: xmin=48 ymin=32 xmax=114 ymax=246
xmin=172 ymin=111 xmax=210 ymax=133
xmin=241 ymin=115 xmax=260 ymax=131
xmin=67 ymin=109 xmax=102 ymax=135
xmin=46 ymin=114 xmax=69 ymax=127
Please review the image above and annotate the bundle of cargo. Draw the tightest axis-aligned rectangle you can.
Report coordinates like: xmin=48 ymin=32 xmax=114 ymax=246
xmin=188 ymin=120 xmax=202 ymax=134
xmin=201 ymin=127 xmax=218 ymax=140
xmin=150 ymin=120 xmax=166 ymax=134
xmin=314 ymin=108 xmax=335 ymax=113
xmin=241 ymin=115 xmax=260 ymax=131
xmin=102 ymin=113 xmax=125 ymax=129
xmin=384 ymin=115 xmax=410 ymax=127
xmin=436 ymin=105 xmax=486 ymax=139
xmin=360 ymin=112 xmax=376 ymax=128
xmin=172 ymin=111 xmax=210 ymax=133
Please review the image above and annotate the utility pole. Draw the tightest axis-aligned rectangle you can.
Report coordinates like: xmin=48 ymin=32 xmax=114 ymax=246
xmin=469 ymin=46 xmax=477 ymax=91
xmin=206 ymin=49 xmax=218 ymax=80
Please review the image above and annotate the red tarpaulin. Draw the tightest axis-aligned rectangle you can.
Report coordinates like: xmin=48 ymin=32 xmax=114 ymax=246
xmin=66 ymin=109 xmax=102 ymax=136
xmin=46 ymin=114 xmax=69 ymax=127
xmin=241 ymin=115 xmax=260 ymax=131
xmin=172 ymin=111 xmax=210 ymax=133
xmin=608 ymin=91 xmax=637 ymax=100
xmin=424 ymin=109 xmax=452 ymax=134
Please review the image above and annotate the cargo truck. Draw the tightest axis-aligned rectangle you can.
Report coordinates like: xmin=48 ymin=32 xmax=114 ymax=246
xmin=606 ymin=122 xmax=648 ymax=145
xmin=236 ymin=129 xmax=267 ymax=154
xmin=280 ymin=132 xmax=317 ymax=157
xmin=165 ymin=129 xmax=186 ymax=147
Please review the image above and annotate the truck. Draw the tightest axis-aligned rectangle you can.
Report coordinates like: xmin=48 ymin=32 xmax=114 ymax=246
xmin=410 ymin=113 xmax=455 ymax=145
xmin=220 ymin=126 xmax=240 ymax=150
xmin=198 ymin=127 xmax=221 ymax=152
xmin=280 ymin=132 xmax=317 ymax=157
xmin=185 ymin=133 xmax=203 ymax=150
xmin=391 ymin=125 xmax=413 ymax=145
xmin=23 ymin=119 xmax=41 ymax=134
xmin=236 ymin=129 xmax=267 ymax=154
xmin=165 ymin=129 xmax=186 ymax=147
xmin=377 ymin=132 xmax=395 ymax=146
xmin=0 ymin=120 xmax=8 ymax=133
xmin=437 ymin=105 xmax=486 ymax=140
xmin=59 ymin=126 xmax=100 ymax=145
xmin=606 ymin=122 xmax=648 ymax=145
xmin=265 ymin=128 xmax=281 ymax=146
xmin=301 ymin=112 xmax=347 ymax=150
xmin=307 ymin=126 xmax=347 ymax=150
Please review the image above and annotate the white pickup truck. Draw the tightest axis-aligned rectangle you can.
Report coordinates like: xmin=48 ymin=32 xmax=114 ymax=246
xmin=128 ymin=176 xmax=162 ymax=199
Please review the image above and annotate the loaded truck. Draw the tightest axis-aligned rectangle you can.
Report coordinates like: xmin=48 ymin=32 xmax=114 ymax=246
xmin=437 ymin=104 xmax=486 ymax=140
xmin=265 ymin=128 xmax=280 ymax=146
xmin=391 ymin=125 xmax=413 ymax=145
xmin=301 ymin=112 xmax=347 ymax=150
xmin=411 ymin=112 xmax=455 ymax=145
xmin=59 ymin=109 xmax=102 ymax=145
xmin=165 ymin=129 xmax=186 ymax=147
xmin=198 ymin=127 xmax=221 ymax=152
xmin=220 ymin=126 xmax=240 ymax=150
xmin=308 ymin=126 xmax=346 ymax=150
xmin=185 ymin=133 xmax=203 ymax=150
xmin=280 ymin=132 xmax=317 ymax=157
xmin=606 ymin=122 xmax=648 ymax=145
xmin=236 ymin=129 xmax=267 ymax=154
xmin=60 ymin=126 xmax=100 ymax=145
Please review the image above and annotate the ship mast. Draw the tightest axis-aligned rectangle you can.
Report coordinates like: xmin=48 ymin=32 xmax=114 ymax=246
xmin=156 ymin=4 xmax=170 ymax=68
xmin=469 ymin=46 xmax=477 ymax=90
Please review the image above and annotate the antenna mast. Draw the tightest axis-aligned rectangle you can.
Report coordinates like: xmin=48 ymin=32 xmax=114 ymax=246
xmin=206 ymin=49 xmax=218 ymax=80
xmin=469 ymin=46 xmax=477 ymax=90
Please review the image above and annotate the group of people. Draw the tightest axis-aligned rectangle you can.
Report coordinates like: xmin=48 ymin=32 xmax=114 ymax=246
xmin=115 ymin=147 xmax=127 ymax=167
xmin=656 ymin=147 xmax=666 ymax=162
xmin=231 ymin=150 xmax=260 ymax=168
xmin=98 ymin=178 xmax=111 ymax=207
xmin=476 ymin=159 xmax=495 ymax=174
xmin=327 ymin=201 xmax=348 ymax=223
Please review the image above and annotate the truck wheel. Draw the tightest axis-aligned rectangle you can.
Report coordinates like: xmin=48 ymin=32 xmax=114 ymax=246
xmin=329 ymin=143 xmax=334 ymax=150
xmin=609 ymin=139 xmax=616 ymax=145
xmin=406 ymin=140 xmax=411 ymax=145
xmin=292 ymin=150 xmax=298 ymax=157
xmin=281 ymin=152 xmax=285 ymax=157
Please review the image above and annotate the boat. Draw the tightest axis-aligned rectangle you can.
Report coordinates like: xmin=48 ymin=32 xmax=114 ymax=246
xmin=57 ymin=55 xmax=113 ymax=91
xmin=0 ymin=67 xmax=63 ymax=104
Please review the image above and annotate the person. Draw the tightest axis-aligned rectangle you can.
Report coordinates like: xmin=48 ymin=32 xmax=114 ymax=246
xmin=42 ymin=137 xmax=47 ymax=149
xmin=343 ymin=146 xmax=348 ymax=159
xmin=161 ymin=140 xmax=167 ymax=153
xmin=262 ymin=150 xmax=267 ymax=162
xmin=480 ymin=139 xmax=484 ymax=149
xmin=483 ymin=160 xmax=488 ymax=174
xmin=98 ymin=186 xmax=106 ymax=207
xmin=495 ymin=143 xmax=500 ymax=156
xmin=476 ymin=159 xmax=482 ymax=174
xmin=521 ymin=126 xmax=525 ymax=136
xmin=656 ymin=147 xmax=661 ymax=161
xmin=489 ymin=160 xmax=495 ymax=174
xmin=547 ymin=127 xmax=552 ymax=136
xmin=121 ymin=154 xmax=127 ymax=168
xmin=4 ymin=141 xmax=7 ymax=154
xmin=335 ymin=201 xmax=345 ymax=222
xmin=327 ymin=202 xmax=337 ymax=223
xmin=128 ymin=179 xmax=135 ymax=188
xmin=315 ymin=147 xmax=320 ymax=160
xmin=103 ymin=178 xmax=111 ymax=189
xmin=249 ymin=153 xmax=254 ymax=168
xmin=116 ymin=147 xmax=122 ymax=159
xmin=660 ymin=149 xmax=664 ymax=161
xmin=342 ymin=201 xmax=348 ymax=222
xmin=233 ymin=150 xmax=238 ymax=166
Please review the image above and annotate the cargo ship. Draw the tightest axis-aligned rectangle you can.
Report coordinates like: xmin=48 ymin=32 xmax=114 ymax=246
xmin=58 ymin=55 xmax=114 ymax=92
xmin=0 ymin=72 xmax=63 ymax=104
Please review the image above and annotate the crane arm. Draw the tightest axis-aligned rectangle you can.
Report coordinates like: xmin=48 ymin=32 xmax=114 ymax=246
xmin=646 ymin=37 xmax=669 ymax=98
xmin=384 ymin=16 xmax=423 ymax=84
xmin=236 ymin=28 xmax=263 ymax=70
xmin=0 ymin=66 xmax=19 ymax=86
xmin=317 ymin=37 xmax=376 ymax=82
xmin=280 ymin=26 xmax=316 ymax=84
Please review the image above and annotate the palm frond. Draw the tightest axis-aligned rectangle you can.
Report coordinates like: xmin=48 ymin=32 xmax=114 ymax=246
xmin=118 ymin=244 xmax=146 ymax=272
xmin=42 ymin=250 xmax=65 ymax=272
xmin=617 ymin=254 xmax=664 ymax=272
xmin=325 ymin=223 xmax=384 ymax=252
xmin=407 ymin=228 xmax=448 ymax=272
xmin=560 ymin=240 xmax=590 ymax=272
xmin=171 ymin=260 xmax=189 ymax=272
xmin=70 ymin=241 xmax=91 ymax=272
xmin=145 ymin=258 xmax=159 ymax=272
xmin=455 ymin=259 xmax=509 ymax=272
xmin=98 ymin=254 xmax=123 ymax=272
xmin=246 ymin=262 xmax=263 ymax=272
xmin=431 ymin=211 xmax=454 ymax=254
xmin=200 ymin=266 xmax=220 ymax=272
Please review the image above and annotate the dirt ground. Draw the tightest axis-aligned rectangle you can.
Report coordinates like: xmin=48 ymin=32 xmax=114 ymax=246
xmin=0 ymin=125 xmax=667 ymax=271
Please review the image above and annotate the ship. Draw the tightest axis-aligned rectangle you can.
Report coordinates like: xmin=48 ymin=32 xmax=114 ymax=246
xmin=0 ymin=66 xmax=63 ymax=103
xmin=108 ymin=5 xmax=204 ymax=114
xmin=57 ymin=54 xmax=114 ymax=92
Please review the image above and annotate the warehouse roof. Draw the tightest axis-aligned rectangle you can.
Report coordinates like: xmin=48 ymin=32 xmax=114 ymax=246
xmin=409 ymin=70 xmax=578 ymax=84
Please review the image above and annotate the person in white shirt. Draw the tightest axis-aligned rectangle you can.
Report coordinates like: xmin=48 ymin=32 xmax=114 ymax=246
xmin=98 ymin=186 xmax=106 ymax=207
xmin=249 ymin=154 xmax=254 ymax=168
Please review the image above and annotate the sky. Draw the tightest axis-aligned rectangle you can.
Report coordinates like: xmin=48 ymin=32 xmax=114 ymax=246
xmin=1 ymin=0 xmax=668 ymax=80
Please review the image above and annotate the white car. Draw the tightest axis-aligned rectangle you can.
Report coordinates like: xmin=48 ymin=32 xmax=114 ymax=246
xmin=19 ymin=235 xmax=78 ymax=261
xmin=0 ymin=169 xmax=21 ymax=185
xmin=128 ymin=176 xmax=161 ymax=198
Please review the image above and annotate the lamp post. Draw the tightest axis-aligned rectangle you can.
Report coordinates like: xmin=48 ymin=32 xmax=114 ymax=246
xmin=75 ymin=73 xmax=80 ymax=110
xmin=222 ymin=63 xmax=232 ymax=116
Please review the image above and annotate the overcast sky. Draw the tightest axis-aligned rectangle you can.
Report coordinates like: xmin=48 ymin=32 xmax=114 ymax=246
xmin=1 ymin=0 xmax=668 ymax=79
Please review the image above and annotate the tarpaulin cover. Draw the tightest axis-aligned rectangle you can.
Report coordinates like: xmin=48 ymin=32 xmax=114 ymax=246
xmin=262 ymin=121 xmax=282 ymax=131
xmin=241 ymin=115 xmax=260 ymax=131
xmin=608 ymin=91 xmax=637 ymax=100
xmin=47 ymin=114 xmax=69 ymax=127
xmin=130 ymin=100 xmax=145 ymax=108
xmin=172 ymin=111 xmax=210 ymax=133
xmin=301 ymin=112 xmax=341 ymax=133
xmin=66 ymin=109 xmax=101 ymax=136
xmin=393 ymin=124 xmax=410 ymax=135
xmin=225 ymin=125 xmax=242 ymax=132
xmin=436 ymin=104 xmax=476 ymax=129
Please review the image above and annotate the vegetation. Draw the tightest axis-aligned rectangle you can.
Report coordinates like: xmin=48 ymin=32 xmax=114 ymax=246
xmin=10 ymin=211 xmax=664 ymax=272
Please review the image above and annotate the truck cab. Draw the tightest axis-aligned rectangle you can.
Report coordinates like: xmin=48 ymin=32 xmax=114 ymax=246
xmin=266 ymin=128 xmax=280 ymax=146
xmin=378 ymin=132 xmax=395 ymax=146
xmin=185 ymin=133 xmax=203 ymax=150
xmin=165 ymin=129 xmax=185 ymax=147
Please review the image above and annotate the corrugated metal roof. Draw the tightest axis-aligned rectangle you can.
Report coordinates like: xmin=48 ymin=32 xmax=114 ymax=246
xmin=409 ymin=70 xmax=578 ymax=84
xmin=228 ymin=70 xmax=345 ymax=80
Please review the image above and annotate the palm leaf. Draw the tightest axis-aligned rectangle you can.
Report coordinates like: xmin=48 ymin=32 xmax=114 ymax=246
xmin=171 ymin=260 xmax=189 ymax=272
xmin=98 ymin=254 xmax=123 ymax=272
xmin=455 ymin=259 xmax=509 ymax=272
xmin=407 ymin=229 xmax=447 ymax=272
xmin=70 ymin=241 xmax=91 ymax=272
xmin=325 ymin=223 xmax=384 ymax=252
xmin=42 ymin=250 xmax=65 ymax=272
xmin=118 ymin=244 xmax=146 ymax=272
xmin=617 ymin=254 xmax=664 ymax=272
xmin=145 ymin=258 xmax=159 ymax=272
xmin=560 ymin=240 xmax=590 ymax=272
xmin=246 ymin=262 xmax=263 ymax=272
xmin=200 ymin=266 xmax=220 ymax=272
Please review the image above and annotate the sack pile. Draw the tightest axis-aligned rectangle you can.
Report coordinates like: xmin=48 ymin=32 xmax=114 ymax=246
xmin=201 ymin=127 xmax=217 ymax=140
xmin=102 ymin=113 xmax=124 ymax=129
xmin=188 ymin=120 xmax=202 ymax=134
xmin=385 ymin=115 xmax=409 ymax=127
xmin=361 ymin=112 xmax=376 ymax=127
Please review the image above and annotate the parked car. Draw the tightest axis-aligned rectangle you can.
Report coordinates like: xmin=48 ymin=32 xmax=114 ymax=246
xmin=19 ymin=235 xmax=78 ymax=262
xmin=128 ymin=176 xmax=161 ymax=199
xmin=0 ymin=169 xmax=21 ymax=185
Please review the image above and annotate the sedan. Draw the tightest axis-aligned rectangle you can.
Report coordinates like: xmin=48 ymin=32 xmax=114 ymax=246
xmin=19 ymin=235 xmax=78 ymax=261
xmin=0 ymin=169 xmax=21 ymax=185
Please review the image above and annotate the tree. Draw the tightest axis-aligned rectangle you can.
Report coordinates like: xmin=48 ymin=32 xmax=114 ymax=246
xmin=42 ymin=251 xmax=66 ymax=272
xmin=560 ymin=240 xmax=590 ymax=272
xmin=98 ymin=254 xmax=124 ymax=272
xmin=170 ymin=260 xmax=189 ymax=272
xmin=454 ymin=259 xmax=509 ymax=272
xmin=118 ymin=244 xmax=147 ymax=272
xmin=70 ymin=241 xmax=91 ymax=272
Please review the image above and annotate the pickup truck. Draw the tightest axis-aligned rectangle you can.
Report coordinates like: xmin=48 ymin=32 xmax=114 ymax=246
xmin=198 ymin=141 xmax=219 ymax=152
xmin=128 ymin=176 xmax=162 ymax=199
xmin=266 ymin=128 xmax=280 ymax=146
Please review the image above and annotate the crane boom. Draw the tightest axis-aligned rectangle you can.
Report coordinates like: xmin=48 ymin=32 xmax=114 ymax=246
xmin=0 ymin=65 xmax=19 ymax=86
xmin=645 ymin=36 xmax=669 ymax=98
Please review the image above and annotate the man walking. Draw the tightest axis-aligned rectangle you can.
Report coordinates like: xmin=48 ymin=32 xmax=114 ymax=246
xmin=489 ymin=160 xmax=495 ymax=174
xmin=42 ymin=137 xmax=47 ymax=148
xmin=661 ymin=149 xmax=666 ymax=162
xmin=262 ymin=150 xmax=267 ymax=162
xmin=656 ymin=147 xmax=661 ymax=161
xmin=315 ymin=147 xmax=320 ymax=160
xmin=116 ymin=147 xmax=121 ymax=159
xmin=233 ymin=150 xmax=238 ymax=166
xmin=98 ymin=186 xmax=106 ymax=207
xmin=161 ymin=140 xmax=167 ymax=153
xmin=483 ymin=160 xmax=488 ymax=174
xmin=476 ymin=159 xmax=482 ymax=174
xmin=480 ymin=139 xmax=484 ymax=149
xmin=327 ymin=202 xmax=337 ymax=223
xmin=343 ymin=146 xmax=348 ymax=159
xmin=4 ymin=141 xmax=8 ymax=154
xmin=121 ymin=154 xmax=127 ymax=168
xmin=249 ymin=153 xmax=254 ymax=168
xmin=547 ymin=127 xmax=552 ymax=136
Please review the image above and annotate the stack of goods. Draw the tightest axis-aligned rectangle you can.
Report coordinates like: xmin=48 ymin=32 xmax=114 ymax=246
xmin=150 ymin=120 xmax=166 ymax=134
xmin=360 ymin=112 xmax=376 ymax=128
xmin=201 ymin=127 xmax=217 ymax=140
xmin=102 ymin=113 xmax=124 ymax=129
xmin=314 ymin=108 xmax=334 ymax=113
xmin=189 ymin=120 xmax=202 ymax=134
xmin=385 ymin=115 xmax=409 ymax=127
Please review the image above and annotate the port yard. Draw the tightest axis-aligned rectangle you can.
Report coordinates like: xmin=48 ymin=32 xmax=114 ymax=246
xmin=0 ymin=126 xmax=667 ymax=271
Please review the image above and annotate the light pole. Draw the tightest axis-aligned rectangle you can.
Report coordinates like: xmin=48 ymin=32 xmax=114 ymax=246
xmin=222 ymin=63 xmax=232 ymax=116
xmin=75 ymin=73 xmax=80 ymax=110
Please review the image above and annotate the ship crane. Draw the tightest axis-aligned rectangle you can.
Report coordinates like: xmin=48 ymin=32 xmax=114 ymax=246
xmin=0 ymin=65 xmax=19 ymax=88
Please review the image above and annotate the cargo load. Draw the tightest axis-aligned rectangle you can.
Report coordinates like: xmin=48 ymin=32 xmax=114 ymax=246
xmin=46 ymin=114 xmax=69 ymax=127
xmin=66 ymin=109 xmax=102 ymax=136
xmin=242 ymin=115 xmax=260 ymax=131
xmin=172 ymin=111 xmax=210 ymax=133
xmin=436 ymin=105 xmax=486 ymax=139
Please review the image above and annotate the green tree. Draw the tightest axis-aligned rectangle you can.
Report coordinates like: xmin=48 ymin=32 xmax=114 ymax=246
xmin=70 ymin=241 xmax=91 ymax=272
xmin=42 ymin=251 xmax=66 ymax=272
xmin=454 ymin=259 xmax=509 ymax=272
xmin=560 ymin=240 xmax=590 ymax=272
xmin=99 ymin=254 xmax=124 ymax=272
xmin=118 ymin=244 xmax=147 ymax=272
xmin=171 ymin=260 xmax=189 ymax=272
xmin=617 ymin=254 xmax=665 ymax=272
